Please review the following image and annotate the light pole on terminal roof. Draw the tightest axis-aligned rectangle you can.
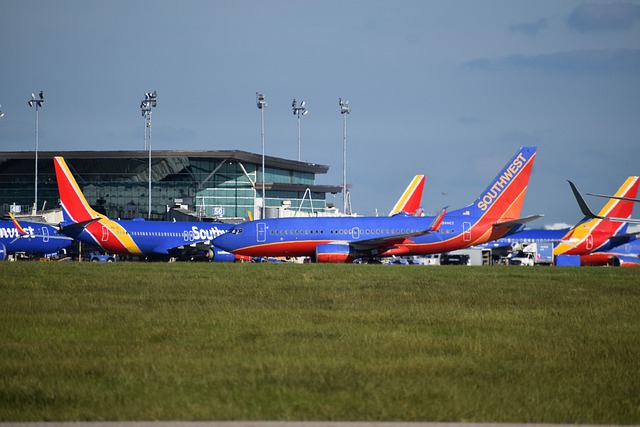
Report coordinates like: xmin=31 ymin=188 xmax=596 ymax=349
xmin=339 ymin=97 xmax=351 ymax=215
xmin=140 ymin=91 xmax=157 ymax=219
xmin=256 ymin=92 xmax=267 ymax=219
xmin=28 ymin=91 xmax=44 ymax=215
xmin=292 ymin=99 xmax=308 ymax=161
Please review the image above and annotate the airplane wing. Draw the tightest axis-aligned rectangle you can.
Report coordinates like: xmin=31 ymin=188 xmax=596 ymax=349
xmin=350 ymin=207 xmax=447 ymax=251
xmin=607 ymin=231 xmax=640 ymax=247
xmin=166 ymin=241 xmax=214 ymax=257
xmin=569 ymin=180 xmax=640 ymax=224
xmin=163 ymin=240 xmax=235 ymax=262
xmin=587 ymin=193 xmax=640 ymax=203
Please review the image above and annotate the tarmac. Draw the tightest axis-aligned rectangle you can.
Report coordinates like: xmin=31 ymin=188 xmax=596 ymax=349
xmin=0 ymin=423 xmax=632 ymax=427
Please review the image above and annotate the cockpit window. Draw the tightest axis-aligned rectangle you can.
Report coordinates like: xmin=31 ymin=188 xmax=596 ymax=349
xmin=230 ymin=228 xmax=244 ymax=235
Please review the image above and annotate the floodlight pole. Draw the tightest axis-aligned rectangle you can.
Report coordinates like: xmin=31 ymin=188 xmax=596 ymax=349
xmin=257 ymin=92 xmax=267 ymax=219
xmin=339 ymin=98 xmax=351 ymax=215
xmin=28 ymin=91 xmax=44 ymax=215
xmin=292 ymin=99 xmax=308 ymax=161
xmin=140 ymin=91 xmax=157 ymax=219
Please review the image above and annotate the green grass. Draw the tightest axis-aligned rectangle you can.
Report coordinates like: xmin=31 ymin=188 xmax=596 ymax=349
xmin=1 ymin=262 xmax=639 ymax=422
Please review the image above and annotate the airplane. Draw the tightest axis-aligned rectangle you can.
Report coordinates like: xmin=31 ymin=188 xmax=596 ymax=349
xmin=0 ymin=215 xmax=73 ymax=261
xmin=477 ymin=176 xmax=640 ymax=262
xmin=53 ymin=156 xmax=236 ymax=262
xmin=580 ymin=239 xmax=640 ymax=267
xmin=212 ymin=146 xmax=540 ymax=262
xmin=553 ymin=176 xmax=640 ymax=256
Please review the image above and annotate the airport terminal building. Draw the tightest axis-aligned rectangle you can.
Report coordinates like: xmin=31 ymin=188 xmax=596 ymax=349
xmin=0 ymin=150 xmax=342 ymax=222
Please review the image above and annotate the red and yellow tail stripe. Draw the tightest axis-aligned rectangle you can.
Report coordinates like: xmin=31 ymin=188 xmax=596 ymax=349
xmin=54 ymin=156 xmax=143 ymax=255
xmin=54 ymin=157 xmax=102 ymax=222
xmin=390 ymin=175 xmax=425 ymax=216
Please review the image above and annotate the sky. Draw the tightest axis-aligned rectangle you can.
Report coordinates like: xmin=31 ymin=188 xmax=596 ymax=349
xmin=1 ymin=0 xmax=639 ymax=228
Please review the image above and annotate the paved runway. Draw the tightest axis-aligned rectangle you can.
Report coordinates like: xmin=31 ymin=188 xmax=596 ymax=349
xmin=0 ymin=423 xmax=629 ymax=427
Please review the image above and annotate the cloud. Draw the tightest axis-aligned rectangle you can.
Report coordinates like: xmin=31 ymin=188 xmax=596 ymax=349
xmin=464 ymin=48 xmax=640 ymax=74
xmin=544 ymin=223 xmax=572 ymax=230
xmin=567 ymin=2 xmax=640 ymax=32
xmin=510 ymin=18 xmax=549 ymax=36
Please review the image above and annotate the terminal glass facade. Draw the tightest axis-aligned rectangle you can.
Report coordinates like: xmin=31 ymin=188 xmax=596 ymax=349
xmin=0 ymin=153 xmax=336 ymax=221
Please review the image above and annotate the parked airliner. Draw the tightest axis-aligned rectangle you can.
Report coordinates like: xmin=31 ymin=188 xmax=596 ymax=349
xmin=213 ymin=147 xmax=540 ymax=262
xmin=477 ymin=176 xmax=639 ymax=264
xmin=553 ymin=176 xmax=639 ymax=256
xmin=53 ymin=156 xmax=236 ymax=261
xmin=580 ymin=239 xmax=640 ymax=267
xmin=0 ymin=215 xmax=73 ymax=261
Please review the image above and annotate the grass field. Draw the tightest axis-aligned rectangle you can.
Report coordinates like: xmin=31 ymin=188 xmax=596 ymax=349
xmin=0 ymin=262 xmax=639 ymax=423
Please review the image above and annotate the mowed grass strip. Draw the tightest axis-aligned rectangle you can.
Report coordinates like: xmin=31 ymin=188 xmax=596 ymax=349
xmin=0 ymin=262 xmax=639 ymax=422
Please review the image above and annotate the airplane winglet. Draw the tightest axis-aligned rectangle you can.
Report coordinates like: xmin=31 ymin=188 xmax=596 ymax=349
xmin=9 ymin=213 xmax=28 ymax=236
xmin=568 ymin=180 xmax=600 ymax=219
xmin=429 ymin=207 xmax=447 ymax=232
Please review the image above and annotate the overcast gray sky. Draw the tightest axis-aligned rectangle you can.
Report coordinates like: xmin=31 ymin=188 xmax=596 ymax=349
xmin=1 ymin=1 xmax=639 ymax=227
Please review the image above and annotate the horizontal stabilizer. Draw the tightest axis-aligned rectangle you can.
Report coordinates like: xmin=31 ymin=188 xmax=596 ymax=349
xmin=493 ymin=214 xmax=544 ymax=229
xmin=60 ymin=217 xmax=101 ymax=232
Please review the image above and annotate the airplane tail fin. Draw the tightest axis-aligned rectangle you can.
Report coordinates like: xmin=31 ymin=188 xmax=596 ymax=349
xmin=53 ymin=156 xmax=103 ymax=223
xmin=389 ymin=175 xmax=425 ymax=216
xmin=459 ymin=146 xmax=537 ymax=223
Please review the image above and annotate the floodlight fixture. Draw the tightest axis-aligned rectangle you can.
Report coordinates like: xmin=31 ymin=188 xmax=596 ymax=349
xmin=339 ymin=97 xmax=350 ymax=115
xmin=256 ymin=92 xmax=267 ymax=109
xmin=292 ymin=98 xmax=308 ymax=161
